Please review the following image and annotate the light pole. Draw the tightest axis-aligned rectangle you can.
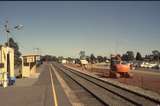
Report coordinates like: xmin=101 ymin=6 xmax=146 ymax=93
xmin=4 ymin=20 xmax=10 ymax=47
xmin=2 ymin=20 xmax=23 ymax=87
xmin=4 ymin=20 xmax=23 ymax=47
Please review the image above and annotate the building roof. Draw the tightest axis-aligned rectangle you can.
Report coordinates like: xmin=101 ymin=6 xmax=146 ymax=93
xmin=22 ymin=53 xmax=40 ymax=57
xmin=0 ymin=45 xmax=14 ymax=51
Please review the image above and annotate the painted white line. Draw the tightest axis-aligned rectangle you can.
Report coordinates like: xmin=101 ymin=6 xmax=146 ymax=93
xmin=50 ymin=64 xmax=84 ymax=106
xmin=49 ymin=65 xmax=58 ymax=106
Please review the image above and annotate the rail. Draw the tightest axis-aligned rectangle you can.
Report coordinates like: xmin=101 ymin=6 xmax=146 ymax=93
xmin=53 ymin=63 xmax=160 ymax=106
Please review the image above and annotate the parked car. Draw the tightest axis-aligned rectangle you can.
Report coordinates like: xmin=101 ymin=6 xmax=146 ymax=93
xmin=140 ymin=62 xmax=149 ymax=68
xmin=147 ymin=63 xmax=157 ymax=69
xmin=140 ymin=62 xmax=158 ymax=69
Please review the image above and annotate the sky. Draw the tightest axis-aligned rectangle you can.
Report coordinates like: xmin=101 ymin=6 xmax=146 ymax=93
xmin=0 ymin=1 xmax=160 ymax=58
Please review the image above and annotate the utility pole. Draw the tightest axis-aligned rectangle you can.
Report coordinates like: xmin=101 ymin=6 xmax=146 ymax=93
xmin=4 ymin=20 xmax=10 ymax=47
xmin=158 ymin=53 xmax=160 ymax=66
xmin=1 ymin=19 xmax=23 ymax=87
xmin=3 ymin=20 xmax=23 ymax=47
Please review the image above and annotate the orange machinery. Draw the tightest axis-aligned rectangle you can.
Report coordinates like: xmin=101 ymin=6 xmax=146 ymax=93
xmin=109 ymin=64 xmax=133 ymax=78
xmin=116 ymin=64 xmax=130 ymax=73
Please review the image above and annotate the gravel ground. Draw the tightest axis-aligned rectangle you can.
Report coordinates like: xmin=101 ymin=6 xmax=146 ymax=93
xmin=65 ymin=64 xmax=160 ymax=102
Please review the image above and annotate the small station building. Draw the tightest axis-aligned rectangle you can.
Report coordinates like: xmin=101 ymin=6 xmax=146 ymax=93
xmin=21 ymin=53 xmax=40 ymax=78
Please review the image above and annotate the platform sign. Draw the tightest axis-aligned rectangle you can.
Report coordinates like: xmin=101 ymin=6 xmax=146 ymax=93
xmin=27 ymin=56 xmax=34 ymax=63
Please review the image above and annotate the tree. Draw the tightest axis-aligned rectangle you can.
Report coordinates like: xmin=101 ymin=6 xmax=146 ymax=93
xmin=75 ymin=58 xmax=81 ymax=64
xmin=5 ymin=37 xmax=22 ymax=66
xmin=43 ymin=55 xmax=52 ymax=61
xmin=79 ymin=51 xmax=86 ymax=60
xmin=122 ymin=54 xmax=128 ymax=61
xmin=90 ymin=53 xmax=96 ymax=64
xmin=86 ymin=56 xmax=90 ymax=63
xmin=66 ymin=57 xmax=73 ymax=63
xmin=41 ymin=55 xmax=58 ymax=62
xmin=152 ymin=50 xmax=160 ymax=62
xmin=103 ymin=56 xmax=107 ymax=62
xmin=144 ymin=54 xmax=154 ymax=62
xmin=52 ymin=56 xmax=58 ymax=62
xmin=122 ymin=51 xmax=134 ymax=61
xmin=136 ymin=52 xmax=143 ymax=61
xmin=57 ymin=56 xmax=64 ymax=63
xmin=97 ymin=56 xmax=104 ymax=63
xmin=126 ymin=51 xmax=134 ymax=61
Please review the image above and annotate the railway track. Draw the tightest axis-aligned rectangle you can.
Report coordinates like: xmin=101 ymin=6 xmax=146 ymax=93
xmin=53 ymin=63 xmax=160 ymax=106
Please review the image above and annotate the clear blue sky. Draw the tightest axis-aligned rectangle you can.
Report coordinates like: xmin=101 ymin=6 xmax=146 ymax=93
xmin=0 ymin=1 xmax=160 ymax=57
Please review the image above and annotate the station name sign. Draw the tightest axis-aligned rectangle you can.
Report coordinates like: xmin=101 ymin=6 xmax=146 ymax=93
xmin=27 ymin=56 xmax=35 ymax=63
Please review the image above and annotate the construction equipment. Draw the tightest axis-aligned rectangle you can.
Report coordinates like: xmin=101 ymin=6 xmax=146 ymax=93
xmin=109 ymin=54 xmax=133 ymax=78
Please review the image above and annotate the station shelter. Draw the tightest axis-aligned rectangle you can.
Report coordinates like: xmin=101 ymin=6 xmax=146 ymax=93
xmin=0 ymin=45 xmax=15 ymax=87
xmin=21 ymin=54 xmax=40 ymax=78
